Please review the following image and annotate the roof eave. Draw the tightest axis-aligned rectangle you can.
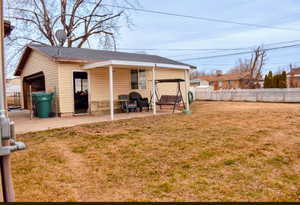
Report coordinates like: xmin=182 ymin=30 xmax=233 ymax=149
xmin=82 ymin=60 xmax=192 ymax=70
xmin=14 ymin=45 xmax=54 ymax=76
xmin=14 ymin=46 xmax=32 ymax=76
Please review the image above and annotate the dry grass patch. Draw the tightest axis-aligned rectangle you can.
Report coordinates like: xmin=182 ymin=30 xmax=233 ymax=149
xmin=12 ymin=101 xmax=300 ymax=201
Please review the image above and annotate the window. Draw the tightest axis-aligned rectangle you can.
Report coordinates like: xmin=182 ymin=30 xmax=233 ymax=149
xmin=131 ymin=70 xmax=138 ymax=89
xmin=75 ymin=78 xmax=88 ymax=92
xmin=218 ymin=80 xmax=222 ymax=88
xmin=131 ymin=69 xmax=146 ymax=89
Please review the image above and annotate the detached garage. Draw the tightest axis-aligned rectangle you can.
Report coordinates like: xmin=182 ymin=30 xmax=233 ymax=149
xmin=14 ymin=44 xmax=195 ymax=118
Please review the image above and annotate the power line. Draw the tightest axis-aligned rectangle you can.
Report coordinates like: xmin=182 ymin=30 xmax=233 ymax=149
xmin=117 ymin=39 xmax=300 ymax=53
xmin=179 ymin=43 xmax=300 ymax=61
xmin=118 ymin=47 xmax=250 ymax=51
xmin=169 ymin=39 xmax=300 ymax=58
xmin=198 ymin=62 xmax=298 ymax=66
xmin=117 ymin=39 xmax=300 ymax=59
xmin=104 ymin=4 xmax=300 ymax=32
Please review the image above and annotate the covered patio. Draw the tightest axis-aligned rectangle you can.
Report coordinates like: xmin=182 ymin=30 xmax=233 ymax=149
xmin=82 ymin=60 xmax=191 ymax=121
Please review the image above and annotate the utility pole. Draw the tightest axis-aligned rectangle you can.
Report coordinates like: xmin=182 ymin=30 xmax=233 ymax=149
xmin=0 ymin=0 xmax=26 ymax=202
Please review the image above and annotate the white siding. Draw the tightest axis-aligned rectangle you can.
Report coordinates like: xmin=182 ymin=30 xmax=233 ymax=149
xmin=20 ymin=51 xmax=58 ymax=108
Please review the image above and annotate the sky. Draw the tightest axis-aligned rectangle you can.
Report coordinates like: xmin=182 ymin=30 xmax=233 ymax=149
xmin=114 ymin=0 xmax=300 ymax=74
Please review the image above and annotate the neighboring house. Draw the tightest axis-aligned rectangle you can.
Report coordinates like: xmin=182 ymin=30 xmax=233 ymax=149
xmin=195 ymin=71 xmax=250 ymax=90
xmin=6 ymin=77 xmax=21 ymax=93
xmin=6 ymin=77 xmax=21 ymax=106
xmin=287 ymin=67 xmax=300 ymax=88
xmin=190 ymin=78 xmax=210 ymax=88
xmin=14 ymin=45 xmax=195 ymax=117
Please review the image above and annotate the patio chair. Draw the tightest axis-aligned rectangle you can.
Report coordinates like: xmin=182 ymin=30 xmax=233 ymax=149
xmin=129 ymin=92 xmax=149 ymax=112
xmin=118 ymin=94 xmax=137 ymax=112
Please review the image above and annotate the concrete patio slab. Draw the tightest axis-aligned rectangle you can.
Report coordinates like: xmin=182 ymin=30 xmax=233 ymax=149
xmin=9 ymin=109 xmax=174 ymax=134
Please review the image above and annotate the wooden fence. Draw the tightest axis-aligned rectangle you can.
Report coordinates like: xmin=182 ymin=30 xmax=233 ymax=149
xmin=7 ymin=92 xmax=21 ymax=106
xmin=195 ymin=88 xmax=300 ymax=103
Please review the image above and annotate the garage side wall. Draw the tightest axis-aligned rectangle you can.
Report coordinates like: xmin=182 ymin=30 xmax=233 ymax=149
xmin=20 ymin=51 xmax=59 ymax=110
xmin=57 ymin=63 xmax=84 ymax=116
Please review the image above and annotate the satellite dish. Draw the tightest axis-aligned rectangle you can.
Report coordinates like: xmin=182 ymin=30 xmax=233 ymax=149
xmin=55 ymin=29 xmax=67 ymax=45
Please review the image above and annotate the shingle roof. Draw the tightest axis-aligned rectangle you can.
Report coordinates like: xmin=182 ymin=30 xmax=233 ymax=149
xmin=288 ymin=67 xmax=300 ymax=75
xmin=14 ymin=44 xmax=196 ymax=76
xmin=29 ymin=44 xmax=195 ymax=68
xmin=197 ymin=72 xmax=249 ymax=81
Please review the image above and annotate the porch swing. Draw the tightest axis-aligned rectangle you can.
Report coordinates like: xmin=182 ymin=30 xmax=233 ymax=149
xmin=150 ymin=78 xmax=186 ymax=113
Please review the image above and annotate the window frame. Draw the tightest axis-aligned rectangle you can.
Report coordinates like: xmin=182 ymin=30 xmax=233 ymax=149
xmin=130 ymin=69 xmax=146 ymax=90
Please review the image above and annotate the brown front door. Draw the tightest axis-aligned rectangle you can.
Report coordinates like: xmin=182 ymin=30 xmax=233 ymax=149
xmin=73 ymin=72 xmax=89 ymax=114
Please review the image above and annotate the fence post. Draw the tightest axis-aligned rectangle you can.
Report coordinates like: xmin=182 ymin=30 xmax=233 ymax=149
xmin=29 ymin=86 xmax=33 ymax=120
xmin=255 ymin=90 xmax=258 ymax=102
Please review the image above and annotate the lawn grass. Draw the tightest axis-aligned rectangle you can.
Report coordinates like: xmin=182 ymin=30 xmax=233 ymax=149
xmin=12 ymin=101 xmax=300 ymax=201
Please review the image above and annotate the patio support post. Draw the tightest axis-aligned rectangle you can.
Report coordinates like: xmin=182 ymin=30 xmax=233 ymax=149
xmin=109 ymin=65 xmax=114 ymax=120
xmin=152 ymin=65 xmax=156 ymax=115
xmin=87 ymin=70 xmax=92 ymax=115
xmin=185 ymin=69 xmax=190 ymax=111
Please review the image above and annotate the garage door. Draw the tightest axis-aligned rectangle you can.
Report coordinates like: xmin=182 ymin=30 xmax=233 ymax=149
xmin=23 ymin=72 xmax=45 ymax=109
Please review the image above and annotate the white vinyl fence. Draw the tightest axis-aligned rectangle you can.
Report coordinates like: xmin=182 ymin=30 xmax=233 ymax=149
xmin=195 ymin=88 xmax=300 ymax=103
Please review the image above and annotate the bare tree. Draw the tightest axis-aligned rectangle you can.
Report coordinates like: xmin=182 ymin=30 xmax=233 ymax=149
xmin=4 ymin=0 xmax=139 ymax=75
xmin=191 ymin=70 xmax=207 ymax=79
xmin=228 ymin=59 xmax=250 ymax=74
xmin=6 ymin=0 xmax=139 ymax=48
xmin=190 ymin=69 xmax=216 ymax=80
xmin=229 ymin=46 xmax=266 ymax=89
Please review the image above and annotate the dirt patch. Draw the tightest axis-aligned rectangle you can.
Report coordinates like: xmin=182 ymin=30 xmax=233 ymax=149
xmin=55 ymin=141 xmax=87 ymax=201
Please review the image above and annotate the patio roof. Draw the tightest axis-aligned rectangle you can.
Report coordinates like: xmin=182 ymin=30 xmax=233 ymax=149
xmin=82 ymin=60 xmax=191 ymax=70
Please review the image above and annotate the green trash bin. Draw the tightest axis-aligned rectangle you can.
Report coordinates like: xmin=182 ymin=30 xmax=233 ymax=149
xmin=32 ymin=92 xmax=54 ymax=118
